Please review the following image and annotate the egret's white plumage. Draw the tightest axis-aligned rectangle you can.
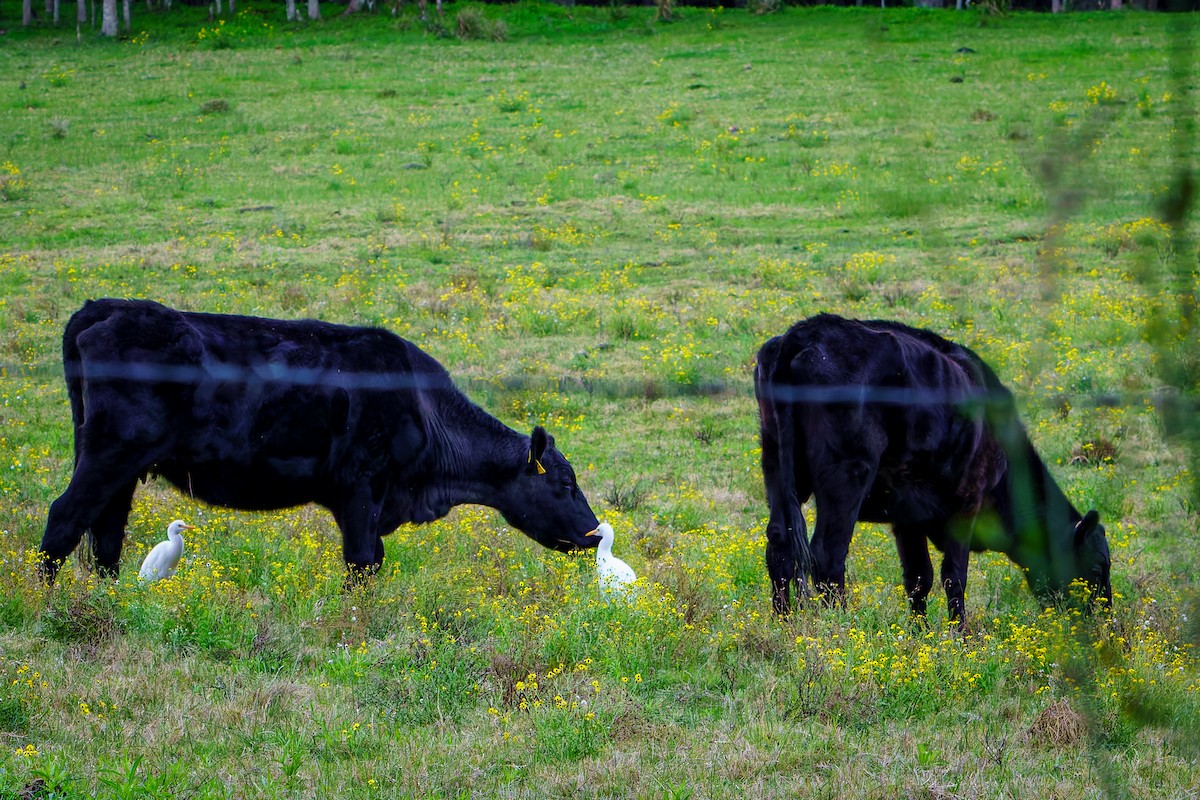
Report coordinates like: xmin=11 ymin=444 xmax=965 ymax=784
xmin=138 ymin=520 xmax=191 ymax=582
xmin=596 ymin=522 xmax=636 ymax=598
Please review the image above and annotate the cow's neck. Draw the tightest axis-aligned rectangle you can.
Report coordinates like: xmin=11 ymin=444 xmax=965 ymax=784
xmin=998 ymin=441 xmax=1082 ymax=589
xmin=416 ymin=397 xmax=525 ymax=517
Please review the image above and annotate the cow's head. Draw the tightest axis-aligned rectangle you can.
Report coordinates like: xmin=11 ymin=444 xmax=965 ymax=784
xmin=497 ymin=426 xmax=601 ymax=553
xmin=1072 ymin=509 xmax=1112 ymax=607
xmin=1028 ymin=509 xmax=1112 ymax=609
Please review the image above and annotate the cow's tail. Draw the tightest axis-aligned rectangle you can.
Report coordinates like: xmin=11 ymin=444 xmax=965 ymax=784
xmin=755 ymin=337 xmax=814 ymax=609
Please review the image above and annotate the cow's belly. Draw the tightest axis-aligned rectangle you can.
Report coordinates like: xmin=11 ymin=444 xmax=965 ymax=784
xmin=858 ymin=479 xmax=958 ymax=525
xmin=155 ymin=460 xmax=327 ymax=511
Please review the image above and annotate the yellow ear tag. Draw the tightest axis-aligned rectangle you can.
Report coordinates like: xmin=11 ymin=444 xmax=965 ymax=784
xmin=528 ymin=451 xmax=547 ymax=475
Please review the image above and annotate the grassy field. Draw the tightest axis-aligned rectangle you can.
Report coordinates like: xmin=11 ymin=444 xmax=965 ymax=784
xmin=1 ymin=3 xmax=1199 ymax=797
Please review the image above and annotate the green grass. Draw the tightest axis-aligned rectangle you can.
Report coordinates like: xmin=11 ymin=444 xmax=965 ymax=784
xmin=1 ymin=3 xmax=1199 ymax=798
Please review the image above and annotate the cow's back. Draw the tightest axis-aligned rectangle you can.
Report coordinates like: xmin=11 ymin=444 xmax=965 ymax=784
xmin=68 ymin=298 xmax=447 ymax=386
xmin=773 ymin=314 xmax=985 ymax=395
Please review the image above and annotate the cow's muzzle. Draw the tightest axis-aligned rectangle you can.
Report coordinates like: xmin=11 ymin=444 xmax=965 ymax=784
xmin=556 ymin=528 xmax=602 ymax=550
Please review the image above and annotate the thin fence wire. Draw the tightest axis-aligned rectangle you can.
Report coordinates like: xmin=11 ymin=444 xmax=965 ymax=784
xmin=3 ymin=358 xmax=1197 ymax=414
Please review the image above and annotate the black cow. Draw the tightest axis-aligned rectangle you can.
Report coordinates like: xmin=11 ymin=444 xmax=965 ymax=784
xmin=40 ymin=299 xmax=601 ymax=581
xmin=755 ymin=314 xmax=1112 ymax=624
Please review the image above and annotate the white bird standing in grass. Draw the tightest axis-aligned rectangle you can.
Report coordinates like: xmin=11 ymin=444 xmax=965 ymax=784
xmin=596 ymin=522 xmax=636 ymax=599
xmin=138 ymin=520 xmax=191 ymax=582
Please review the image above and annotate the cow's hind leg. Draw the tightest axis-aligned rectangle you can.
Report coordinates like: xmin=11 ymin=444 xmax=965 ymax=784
xmin=809 ymin=458 xmax=876 ymax=606
xmin=42 ymin=493 xmax=87 ymax=582
xmin=41 ymin=454 xmax=143 ymax=582
xmin=766 ymin=511 xmax=806 ymax=615
xmin=761 ymin=425 xmax=811 ymax=615
xmin=88 ymin=480 xmax=137 ymax=578
xmin=892 ymin=523 xmax=935 ymax=618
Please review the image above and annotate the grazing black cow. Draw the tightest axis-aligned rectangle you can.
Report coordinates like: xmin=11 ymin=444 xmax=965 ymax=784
xmin=755 ymin=314 xmax=1112 ymax=624
xmin=40 ymin=299 xmax=601 ymax=581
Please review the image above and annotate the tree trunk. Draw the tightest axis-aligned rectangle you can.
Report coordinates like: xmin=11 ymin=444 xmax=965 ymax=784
xmin=285 ymin=0 xmax=296 ymax=19
xmin=77 ymin=0 xmax=86 ymax=22
xmin=23 ymin=0 xmax=34 ymax=25
xmin=307 ymin=0 xmax=318 ymax=18
xmin=100 ymin=0 xmax=116 ymax=34
xmin=343 ymin=0 xmax=359 ymax=15
xmin=1110 ymin=0 xmax=1121 ymax=7
xmin=121 ymin=0 xmax=130 ymax=30
xmin=212 ymin=0 xmax=221 ymax=15
xmin=53 ymin=0 xmax=60 ymax=23
xmin=1051 ymin=0 xmax=1062 ymax=11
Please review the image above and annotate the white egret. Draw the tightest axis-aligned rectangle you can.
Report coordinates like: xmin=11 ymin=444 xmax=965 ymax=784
xmin=138 ymin=520 xmax=192 ymax=582
xmin=595 ymin=522 xmax=636 ymax=599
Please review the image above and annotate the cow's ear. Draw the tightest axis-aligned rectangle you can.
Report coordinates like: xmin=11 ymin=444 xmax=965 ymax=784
xmin=529 ymin=426 xmax=549 ymax=475
xmin=531 ymin=426 xmax=549 ymax=459
xmin=1074 ymin=510 xmax=1100 ymax=547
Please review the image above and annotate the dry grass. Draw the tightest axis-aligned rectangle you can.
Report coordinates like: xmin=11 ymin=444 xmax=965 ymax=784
xmin=1027 ymin=699 xmax=1088 ymax=749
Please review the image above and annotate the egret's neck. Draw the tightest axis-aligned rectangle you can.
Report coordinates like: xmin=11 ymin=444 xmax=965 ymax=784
xmin=597 ymin=536 xmax=614 ymax=556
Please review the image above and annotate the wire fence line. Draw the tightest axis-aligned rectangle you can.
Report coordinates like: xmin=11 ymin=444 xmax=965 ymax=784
xmin=2 ymin=358 xmax=1195 ymax=414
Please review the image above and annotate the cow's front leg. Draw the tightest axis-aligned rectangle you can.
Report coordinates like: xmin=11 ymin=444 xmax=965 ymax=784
xmin=893 ymin=524 xmax=934 ymax=618
xmin=333 ymin=484 xmax=385 ymax=582
xmin=940 ymin=540 xmax=970 ymax=629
